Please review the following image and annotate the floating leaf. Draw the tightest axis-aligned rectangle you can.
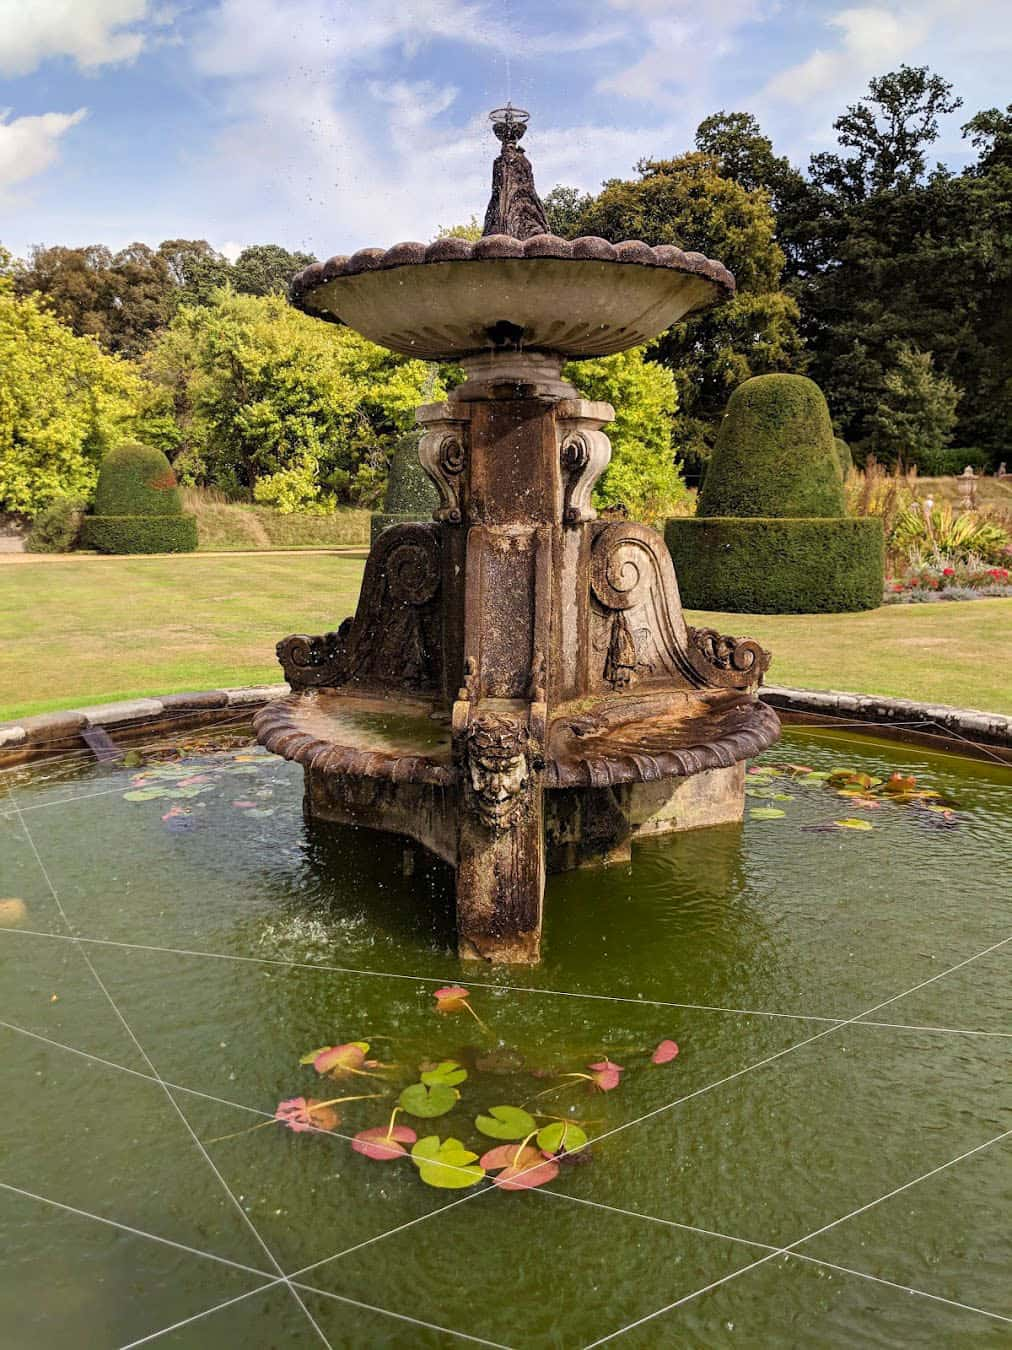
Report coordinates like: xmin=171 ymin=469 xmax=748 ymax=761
xmin=300 ymin=1045 xmax=332 ymax=1065
xmin=0 ymin=899 xmax=27 ymax=927
xmin=274 ymin=1096 xmax=341 ymax=1134
xmin=232 ymin=800 xmax=257 ymax=809
xmin=749 ymin=807 xmax=786 ymax=820
xmin=834 ymin=817 xmax=874 ymax=831
xmin=420 ymin=1060 xmax=468 ymax=1088
xmin=588 ymin=1060 xmax=623 ymax=1091
xmin=433 ymin=985 xmax=469 ymax=1012
xmin=799 ymin=770 xmax=831 ymax=781
xmin=410 ymin=1135 xmax=484 ymax=1188
xmin=123 ymin=787 xmax=168 ymax=801
xmin=399 ymin=1082 xmax=458 ymax=1118
xmin=651 ymin=1039 xmax=679 ymax=1064
xmin=848 ymin=797 xmax=881 ymax=810
xmin=481 ymin=1144 xmax=559 ymax=1190
xmin=313 ymin=1042 xmax=370 ymax=1076
xmin=352 ymin=1124 xmax=417 ymax=1160
xmin=475 ymin=1105 xmax=536 ymax=1139
xmin=770 ymin=793 xmax=794 ymax=801
xmin=536 ymin=1121 xmax=588 ymax=1154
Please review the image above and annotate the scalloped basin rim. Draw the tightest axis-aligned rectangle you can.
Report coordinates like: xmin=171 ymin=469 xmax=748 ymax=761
xmin=292 ymin=254 xmax=731 ymax=361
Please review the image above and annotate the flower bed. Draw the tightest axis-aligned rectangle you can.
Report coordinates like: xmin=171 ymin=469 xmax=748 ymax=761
xmin=884 ymin=560 xmax=1012 ymax=603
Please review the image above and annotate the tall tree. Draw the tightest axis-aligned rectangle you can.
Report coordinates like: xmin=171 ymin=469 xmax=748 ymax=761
xmin=231 ymin=244 xmax=317 ymax=296
xmin=157 ymin=239 xmax=232 ymax=307
xmin=575 ymin=153 xmax=802 ymax=475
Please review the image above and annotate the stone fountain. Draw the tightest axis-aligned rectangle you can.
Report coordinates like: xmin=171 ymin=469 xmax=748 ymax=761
xmin=254 ymin=106 xmax=780 ymax=963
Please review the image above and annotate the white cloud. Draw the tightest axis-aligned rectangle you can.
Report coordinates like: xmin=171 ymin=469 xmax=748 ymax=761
xmin=0 ymin=108 xmax=86 ymax=199
xmin=0 ymin=0 xmax=165 ymax=77
xmin=764 ymin=7 xmax=924 ymax=103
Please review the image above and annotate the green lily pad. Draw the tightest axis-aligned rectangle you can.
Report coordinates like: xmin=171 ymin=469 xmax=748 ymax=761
xmin=475 ymin=1105 xmax=536 ymax=1140
xmin=835 ymin=817 xmax=874 ymax=831
xmin=536 ymin=1121 xmax=588 ymax=1154
xmin=122 ymin=787 xmax=168 ymax=801
xmin=410 ymin=1135 xmax=484 ymax=1189
xmin=749 ymin=807 xmax=786 ymax=820
xmin=745 ymin=787 xmax=776 ymax=798
xmin=770 ymin=793 xmax=794 ymax=801
xmin=420 ymin=1060 xmax=468 ymax=1088
xmin=399 ymin=1082 xmax=458 ymax=1118
xmin=800 ymin=770 xmax=831 ymax=781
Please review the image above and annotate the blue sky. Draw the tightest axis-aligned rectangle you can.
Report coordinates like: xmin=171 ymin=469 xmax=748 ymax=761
xmin=1 ymin=0 xmax=1008 ymax=261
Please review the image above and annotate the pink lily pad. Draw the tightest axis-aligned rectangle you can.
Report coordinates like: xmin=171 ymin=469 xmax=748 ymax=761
xmin=232 ymin=800 xmax=257 ymax=809
xmin=274 ymin=1096 xmax=339 ymax=1133
xmin=588 ymin=1059 xmax=624 ymax=1091
xmin=652 ymin=1039 xmax=679 ymax=1064
xmin=433 ymin=986 xmax=470 ymax=1013
xmin=313 ymin=1042 xmax=368 ymax=1075
xmin=482 ymin=1144 xmax=560 ymax=1190
xmin=352 ymin=1125 xmax=417 ymax=1160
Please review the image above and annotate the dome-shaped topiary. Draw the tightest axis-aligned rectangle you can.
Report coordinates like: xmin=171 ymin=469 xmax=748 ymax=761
xmin=93 ymin=441 xmax=185 ymax=518
xmin=83 ymin=441 xmax=196 ymax=553
xmin=698 ymin=375 xmax=845 ymax=519
xmin=370 ymin=431 xmax=439 ymax=544
xmin=834 ymin=437 xmax=853 ymax=475
xmin=384 ymin=432 xmax=439 ymax=515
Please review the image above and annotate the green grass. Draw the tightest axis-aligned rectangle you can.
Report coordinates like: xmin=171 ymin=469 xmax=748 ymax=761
xmin=2 ymin=554 xmax=1010 ymax=719
xmin=180 ymin=489 xmax=370 ymax=551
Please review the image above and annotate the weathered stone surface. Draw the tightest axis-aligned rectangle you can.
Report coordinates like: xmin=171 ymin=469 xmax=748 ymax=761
xmin=21 ymin=711 xmax=86 ymax=742
xmin=226 ymin=684 xmax=290 ymax=706
xmin=159 ymin=691 xmax=229 ymax=710
xmin=79 ymin=699 xmax=164 ymax=726
xmin=0 ymin=725 xmax=27 ymax=748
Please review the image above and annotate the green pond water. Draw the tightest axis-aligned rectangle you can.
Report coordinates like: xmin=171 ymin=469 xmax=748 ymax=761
xmin=1 ymin=723 xmax=1009 ymax=1348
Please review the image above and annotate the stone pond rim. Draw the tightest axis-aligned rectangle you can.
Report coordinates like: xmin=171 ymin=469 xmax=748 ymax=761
xmin=289 ymin=236 xmax=735 ymax=362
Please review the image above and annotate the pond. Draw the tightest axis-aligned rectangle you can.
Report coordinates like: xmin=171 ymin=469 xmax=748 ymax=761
xmin=1 ymin=721 xmax=1009 ymax=1348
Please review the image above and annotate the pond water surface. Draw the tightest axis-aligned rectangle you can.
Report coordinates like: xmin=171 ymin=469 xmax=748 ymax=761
xmin=1 ymin=722 xmax=1009 ymax=1348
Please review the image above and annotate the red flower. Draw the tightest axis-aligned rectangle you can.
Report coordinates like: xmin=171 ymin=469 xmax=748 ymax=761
xmin=942 ymin=568 xmax=955 ymax=576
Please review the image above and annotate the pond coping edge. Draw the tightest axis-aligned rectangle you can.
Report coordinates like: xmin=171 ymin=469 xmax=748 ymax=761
xmin=0 ymin=683 xmax=1009 ymax=767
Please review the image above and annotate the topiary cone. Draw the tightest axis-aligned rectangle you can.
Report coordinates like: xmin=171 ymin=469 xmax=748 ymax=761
xmin=83 ymin=441 xmax=197 ymax=553
xmin=370 ymin=431 xmax=439 ymax=545
xmin=698 ymin=374 xmax=846 ymax=519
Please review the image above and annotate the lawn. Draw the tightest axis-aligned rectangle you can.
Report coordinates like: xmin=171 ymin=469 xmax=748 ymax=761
xmin=2 ymin=553 xmax=1010 ymax=719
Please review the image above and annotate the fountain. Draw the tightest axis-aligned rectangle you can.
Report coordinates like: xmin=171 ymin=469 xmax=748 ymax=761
xmin=254 ymin=106 xmax=781 ymax=962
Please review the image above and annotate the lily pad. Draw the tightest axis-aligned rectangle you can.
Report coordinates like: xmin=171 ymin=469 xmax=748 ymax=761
xmin=411 ymin=1135 xmax=484 ymax=1188
xmin=481 ymin=1144 xmax=559 ymax=1190
xmin=352 ymin=1124 xmax=417 ymax=1160
xmin=475 ymin=1105 xmax=536 ymax=1139
xmin=651 ymin=1039 xmax=679 ymax=1064
xmin=835 ymin=817 xmax=874 ymax=831
xmin=420 ymin=1060 xmax=468 ymax=1088
xmin=399 ymin=1082 xmax=458 ymax=1118
xmin=749 ymin=807 xmax=786 ymax=820
xmin=536 ymin=1120 xmax=588 ymax=1154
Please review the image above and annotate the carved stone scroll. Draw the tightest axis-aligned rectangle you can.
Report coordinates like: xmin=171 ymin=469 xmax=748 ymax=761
xmin=418 ymin=409 xmax=469 ymax=523
xmin=556 ymin=399 xmax=613 ymax=527
xmin=685 ymin=626 xmax=771 ymax=690
xmin=276 ymin=624 xmax=350 ymax=689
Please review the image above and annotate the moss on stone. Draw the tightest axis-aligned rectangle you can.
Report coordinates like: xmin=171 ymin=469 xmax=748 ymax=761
xmin=665 ymin=516 xmax=884 ymax=613
xmin=698 ymin=375 xmax=846 ymax=519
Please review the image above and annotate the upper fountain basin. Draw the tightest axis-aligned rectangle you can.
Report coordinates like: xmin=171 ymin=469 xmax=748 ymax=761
xmin=290 ymin=234 xmax=735 ymax=360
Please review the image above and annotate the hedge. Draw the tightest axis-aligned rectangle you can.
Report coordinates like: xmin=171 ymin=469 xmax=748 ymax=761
xmin=665 ymin=516 xmax=884 ymax=613
xmin=82 ymin=514 xmax=199 ymax=554
xmin=699 ymin=375 xmax=845 ymax=519
xmin=370 ymin=431 xmax=436 ymax=543
xmin=94 ymin=441 xmax=187 ymax=518
xmin=834 ymin=437 xmax=853 ymax=475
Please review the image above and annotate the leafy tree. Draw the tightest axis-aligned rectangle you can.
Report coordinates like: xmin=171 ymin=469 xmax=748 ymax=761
xmin=868 ymin=346 xmax=959 ymax=469
xmin=138 ymin=289 xmax=438 ymax=509
xmin=564 ymin=347 xmax=686 ymax=522
xmin=156 ymin=239 xmax=232 ymax=307
xmin=542 ymin=185 xmax=593 ymax=238
xmin=808 ymin=66 xmax=962 ymax=201
xmin=230 ymin=244 xmax=317 ymax=296
xmin=433 ymin=217 xmax=483 ymax=241
xmin=0 ymin=279 xmax=140 ymax=516
xmin=576 ymin=153 xmax=802 ymax=477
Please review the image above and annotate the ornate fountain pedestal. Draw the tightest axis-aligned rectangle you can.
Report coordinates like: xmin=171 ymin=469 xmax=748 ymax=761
xmin=255 ymin=353 xmax=778 ymax=962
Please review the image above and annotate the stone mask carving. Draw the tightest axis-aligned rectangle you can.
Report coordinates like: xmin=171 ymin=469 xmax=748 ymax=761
xmin=465 ymin=714 xmax=530 ymax=830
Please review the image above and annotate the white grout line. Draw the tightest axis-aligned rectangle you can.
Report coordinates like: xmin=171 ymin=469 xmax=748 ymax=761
xmin=6 ymin=790 xmax=334 ymax=1350
xmin=581 ymin=1126 xmax=1012 ymax=1347
xmin=4 ymin=925 xmax=1008 ymax=1039
xmin=117 ymin=1281 xmax=288 ymax=1350
xmin=285 ymin=1281 xmax=513 ymax=1349
xmin=0 ymin=1181 xmax=275 ymax=1282
xmin=532 ymin=1187 xmax=1012 ymax=1327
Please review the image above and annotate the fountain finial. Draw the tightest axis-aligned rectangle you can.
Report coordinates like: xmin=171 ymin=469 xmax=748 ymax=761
xmin=482 ymin=103 xmax=550 ymax=240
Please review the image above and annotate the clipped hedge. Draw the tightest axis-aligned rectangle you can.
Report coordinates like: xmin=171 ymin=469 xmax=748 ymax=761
xmin=699 ymin=375 xmax=845 ymax=519
xmin=82 ymin=514 xmax=198 ymax=554
xmin=370 ymin=430 xmax=437 ymax=544
xmin=665 ymin=517 xmax=884 ymax=614
xmin=85 ymin=440 xmax=197 ymax=553
xmin=834 ymin=437 xmax=853 ymax=475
